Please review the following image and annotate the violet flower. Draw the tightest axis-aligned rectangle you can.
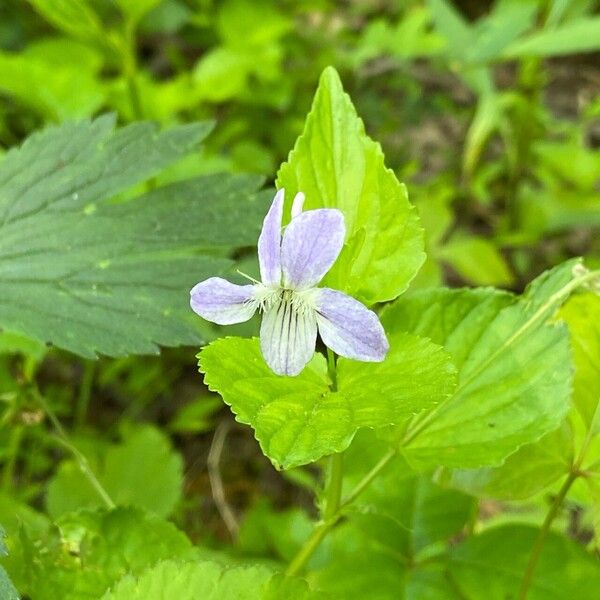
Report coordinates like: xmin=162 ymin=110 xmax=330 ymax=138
xmin=190 ymin=189 xmax=389 ymax=376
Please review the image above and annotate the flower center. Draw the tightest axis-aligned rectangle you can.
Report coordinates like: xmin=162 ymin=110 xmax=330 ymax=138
xmin=252 ymin=285 xmax=317 ymax=316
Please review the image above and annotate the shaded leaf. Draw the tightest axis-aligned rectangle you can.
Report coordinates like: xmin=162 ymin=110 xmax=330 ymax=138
xmin=7 ymin=507 xmax=196 ymax=600
xmin=0 ymin=116 xmax=270 ymax=357
xmin=439 ymin=423 xmax=573 ymax=500
xmin=449 ymin=525 xmax=600 ymax=599
xmin=47 ymin=425 xmax=183 ymax=518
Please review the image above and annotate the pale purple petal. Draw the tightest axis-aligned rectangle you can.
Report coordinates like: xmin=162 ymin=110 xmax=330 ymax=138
xmin=315 ymin=288 xmax=389 ymax=361
xmin=190 ymin=277 xmax=257 ymax=325
xmin=290 ymin=192 xmax=305 ymax=219
xmin=257 ymin=189 xmax=284 ymax=286
xmin=260 ymin=298 xmax=317 ymax=376
xmin=281 ymin=209 xmax=345 ymax=290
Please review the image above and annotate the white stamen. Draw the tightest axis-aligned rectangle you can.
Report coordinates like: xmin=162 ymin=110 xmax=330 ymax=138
xmin=236 ymin=269 xmax=261 ymax=284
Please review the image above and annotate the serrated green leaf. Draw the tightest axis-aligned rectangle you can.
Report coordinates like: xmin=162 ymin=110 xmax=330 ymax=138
xmin=10 ymin=507 xmax=195 ymax=600
xmin=449 ymin=525 xmax=600 ymax=599
xmin=200 ymin=334 xmax=456 ymax=469
xmin=102 ymin=559 xmax=321 ymax=600
xmin=47 ymin=425 xmax=183 ymax=518
xmin=276 ymin=67 xmax=424 ymax=305
xmin=382 ymin=261 xmax=580 ymax=468
xmin=0 ymin=567 xmax=19 ymax=600
xmin=0 ymin=117 xmax=270 ymax=357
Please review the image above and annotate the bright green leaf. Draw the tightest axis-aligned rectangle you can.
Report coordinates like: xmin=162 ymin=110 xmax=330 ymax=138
xmin=382 ymin=260 xmax=580 ymax=468
xmin=277 ymin=67 xmax=424 ymax=305
xmin=194 ymin=47 xmax=252 ymax=102
xmin=0 ymin=48 xmax=105 ymax=119
xmin=102 ymin=559 xmax=319 ymax=600
xmin=200 ymin=334 xmax=456 ymax=469
xmin=217 ymin=0 xmax=292 ymax=48
xmin=559 ymin=293 xmax=600 ymax=431
xmin=0 ymin=116 xmax=270 ymax=357
xmin=47 ymin=425 xmax=183 ymax=518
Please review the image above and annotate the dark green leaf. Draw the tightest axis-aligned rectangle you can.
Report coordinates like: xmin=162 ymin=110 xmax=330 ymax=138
xmin=449 ymin=525 xmax=600 ymax=599
xmin=0 ymin=117 xmax=270 ymax=357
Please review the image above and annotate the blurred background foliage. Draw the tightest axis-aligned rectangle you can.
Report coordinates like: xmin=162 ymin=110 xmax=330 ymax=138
xmin=0 ymin=0 xmax=599 ymax=573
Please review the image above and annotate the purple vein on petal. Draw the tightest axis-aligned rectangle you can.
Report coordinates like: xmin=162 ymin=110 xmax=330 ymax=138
xmin=281 ymin=209 xmax=346 ymax=290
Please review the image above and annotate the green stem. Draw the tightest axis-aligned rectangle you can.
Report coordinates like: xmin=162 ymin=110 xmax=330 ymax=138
xmin=34 ymin=387 xmax=115 ymax=510
xmin=326 ymin=348 xmax=337 ymax=390
xmin=518 ymin=399 xmax=599 ymax=599
xmin=285 ymin=517 xmax=337 ymax=577
xmin=340 ymin=448 xmax=396 ymax=509
xmin=75 ymin=360 xmax=95 ymax=430
xmin=123 ymin=20 xmax=143 ymax=120
xmin=285 ymin=447 xmax=396 ymax=577
xmin=517 ymin=470 xmax=577 ymax=600
xmin=2 ymin=425 xmax=23 ymax=490
xmin=323 ymin=453 xmax=344 ymax=521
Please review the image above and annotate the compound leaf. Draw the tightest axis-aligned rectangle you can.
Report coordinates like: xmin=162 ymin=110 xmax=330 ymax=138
xmin=0 ymin=117 xmax=270 ymax=357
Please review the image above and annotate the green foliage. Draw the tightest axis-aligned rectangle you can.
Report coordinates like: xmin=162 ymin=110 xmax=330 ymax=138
xmin=441 ymin=423 xmax=573 ymax=500
xmin=5 ymin=507 xmax=196 ymax=600
xmin=277 ymin=67 xmax=424 ymax=305
xmin=449 ymin=525 xmax=600 ymax=599
xmin=2 ymin=1 xmax=600 ymax=597
xmin=382 ymin=261 xmax=577 ymax=467
xmin=102 ymin=559 xmax=321 ymax=600
xmin=504 ymin=16 xmax=600 ymax=57
xmin=0 ymin=526 xmax=18 ymax=600
xmin=200 ymin=334 xmax=456 ymax=469
xmin=560 ymin=293 xmax=600 ymax=430
xmin=0 ymin=116 xmax=270 ymax=357
xmin=46 ymin=425 xmax=183 ymax=518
